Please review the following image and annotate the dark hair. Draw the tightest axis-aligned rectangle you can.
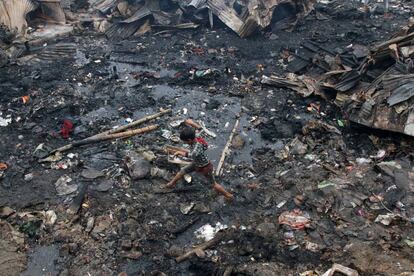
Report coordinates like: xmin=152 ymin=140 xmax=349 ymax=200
xmin=180 ymin=127 xmax=196 ymax=141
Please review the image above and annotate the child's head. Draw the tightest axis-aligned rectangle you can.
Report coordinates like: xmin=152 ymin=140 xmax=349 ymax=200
xmin=180 ymin=127 xmax=196 ymax=144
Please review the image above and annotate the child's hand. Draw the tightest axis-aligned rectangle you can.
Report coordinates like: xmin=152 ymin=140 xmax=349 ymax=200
xmin=184 ymin=119 xmax=202 ymax=130
xmin=173 ymin=151 xmax=185 ymax=157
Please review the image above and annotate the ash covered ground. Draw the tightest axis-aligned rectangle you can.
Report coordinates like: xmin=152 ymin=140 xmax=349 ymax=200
xmin=0 ymin=1 xmax=414 ymax=275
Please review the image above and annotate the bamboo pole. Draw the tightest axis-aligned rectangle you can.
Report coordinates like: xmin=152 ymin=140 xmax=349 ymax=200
xmin=47 ymin=125 xmax=158 ymax=156
xmin=45 ymin=109 xmax=170 ymax=157
xmin=215 ymin=118 xmax=240 ymax=176
xmin=100 ymin=108 xmax=170 ymax=136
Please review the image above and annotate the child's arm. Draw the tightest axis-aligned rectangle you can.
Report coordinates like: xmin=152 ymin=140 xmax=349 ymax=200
xmin=173 ymin=150 xmax=188 ymax=157
xmin=165 ymin=145 xmax=190 ymax=156
xmin=184 ymin=119 xmax=202 ymax=130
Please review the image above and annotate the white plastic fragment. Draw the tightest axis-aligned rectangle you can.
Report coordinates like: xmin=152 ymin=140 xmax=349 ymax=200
xmin=277 ymin=200 xmax=287 ymax=208
xmin=322 ymin=263 xmax=359 ymax=276
xmin=194 ymin=222 xmax=228 ymax=242
xmin=375 ymin=213 xmax=398 ymax=226
xmin=184 ymin=174 xmax=192 ymax=183
xmin=67 ymin=153 xmax=76 ymax=159
xmin=24 ymin=173 xmax=34 ymax=181
xmin=44 ymin=210 xmax=57 ymax=225
xmin=169 ymin=120 xmax=182 ymax=128
xmin=0 ymin=115 xmax=12 ymax=127
xmin=356 ymin=157 xmax=371 ymax=165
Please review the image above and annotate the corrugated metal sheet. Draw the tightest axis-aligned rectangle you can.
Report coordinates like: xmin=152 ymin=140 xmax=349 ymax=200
xmin=89 ymin=0 xmax=117 ymax=14
xmin=104 ymin=5 xmax=153 ymax=40
xmin=105 ymin=20 xmax=143 ymax=40
xmin=188 ymin=0 xmax=207 ymax=9
xmin=24 ymin=43 xmax=76 ymax=64
xmin=121 ymin=6 xmax=151 ymax=24
xmin=0 ymin=0 xmax=38 ymax=34
xmin=387 ymin=81 xmax=414 ymax=106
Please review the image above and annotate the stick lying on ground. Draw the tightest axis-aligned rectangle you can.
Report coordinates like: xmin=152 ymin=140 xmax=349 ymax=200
xmin=101 ymin=108 xmax=170 ymax=136
xmin=45 ymin=109 xmax=171 ymax=157
xmin=215 ymin=118 xmax=240 ymax=176
xmin=46 ymin=125 xmax=159 ymax=158
xmin=175 ymin=231 xmax=226 ymax=263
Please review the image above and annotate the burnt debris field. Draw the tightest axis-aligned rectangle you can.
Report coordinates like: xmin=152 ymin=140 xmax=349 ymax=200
xmin=1 ymin=0 xmax=414 ymax=275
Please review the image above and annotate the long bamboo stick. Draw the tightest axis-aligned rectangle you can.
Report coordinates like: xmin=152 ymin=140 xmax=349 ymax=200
xmin=215 ymin=118 xmax=239 ymax=176
xmin=47 ymin=125 xmax=158 ymax=156
xmin=100 ymin=108 xmax=170 ymax=136
xmin=45 ymin=109 xmax=170 ymax=157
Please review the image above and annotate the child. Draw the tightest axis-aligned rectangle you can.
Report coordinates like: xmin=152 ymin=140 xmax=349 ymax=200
xmin=165 ymin=126 xmax=234 ymax=201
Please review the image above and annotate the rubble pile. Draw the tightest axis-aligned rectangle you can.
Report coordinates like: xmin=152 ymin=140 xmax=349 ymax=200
xmin=0 ymin=0 xmax=414 ymax=275
xmin=263 ymin=19 xmax=414 ymax=137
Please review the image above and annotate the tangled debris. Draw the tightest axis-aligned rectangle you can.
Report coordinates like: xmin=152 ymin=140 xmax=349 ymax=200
xmin=263 ymin=20 xmax=414 ymax=137
xmin=1 ymin=0 xmax=414 ymax=275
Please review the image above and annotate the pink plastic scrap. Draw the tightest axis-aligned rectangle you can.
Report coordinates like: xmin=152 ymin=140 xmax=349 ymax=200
xmin=278 ymin=209 xmax=311 ymax=230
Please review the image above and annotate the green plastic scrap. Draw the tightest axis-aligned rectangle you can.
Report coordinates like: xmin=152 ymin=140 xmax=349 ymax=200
xmin=337 ymin=119 xmax=345 ymax=127
xmin=318 ymin=180 xmax=336 ymax=189
xmin=404 ymin=238 xmax=414 ymax=248
xmin=19 ymin=220 xmax=42 ymax=238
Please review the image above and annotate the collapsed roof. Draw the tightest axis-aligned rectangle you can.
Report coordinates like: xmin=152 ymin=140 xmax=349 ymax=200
xmin=89 ymin=0 xmax=316 ymax=38
xmin=263 ymin=21 xmax=414 ymax=137
xmin=0 ymin=0 xmax=66 ymax=35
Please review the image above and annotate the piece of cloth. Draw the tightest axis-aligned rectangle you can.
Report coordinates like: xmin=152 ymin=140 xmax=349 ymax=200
xmin=60 ymin=119 xmax=73 ymax=139
xmin=195 ymin=137 xmax=208 ymax=146
xmin=188 ymin=137 xmax=210 ymax=168
xmin=181 ymin=162 xmax=216 ymax=185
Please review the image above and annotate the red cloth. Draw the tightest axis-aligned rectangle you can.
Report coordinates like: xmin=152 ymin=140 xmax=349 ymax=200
xmin=195 ymin=137 xmax=208 ymax=146
xmin=195 ymin=162 xmax=213 ymax=176
xmin=60 ymin=119 xmax=73 ymax=139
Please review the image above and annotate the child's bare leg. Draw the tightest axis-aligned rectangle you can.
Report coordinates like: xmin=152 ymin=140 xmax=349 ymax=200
xmin=165 ymin=172 xmax=184 ymax=189
xmin=165 ymin=164 xmax=194 ymax=189
xmin=213 ymin=183 xmax=233 ymax=200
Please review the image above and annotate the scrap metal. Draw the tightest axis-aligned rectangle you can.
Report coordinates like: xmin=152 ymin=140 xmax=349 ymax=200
xmin=263 ymin=21 xmax=414 ymax=137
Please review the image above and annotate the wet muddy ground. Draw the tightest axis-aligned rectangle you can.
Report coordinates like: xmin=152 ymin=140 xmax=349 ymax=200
xmin=1 ymin=1 xmax=414 ymax=275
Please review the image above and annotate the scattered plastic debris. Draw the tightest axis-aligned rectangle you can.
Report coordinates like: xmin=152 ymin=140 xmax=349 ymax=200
xmin=0 ymin=115 xmax=12 ymax=127
xmin=54 ymin=175 xmax=78 ymax=196
xmin=375 ymin=213 xmax=398 ymax=226
xmin=194 ymin=222 xmax=228 ymax=242
xmin=278 ymin=210 xmax=311 ymax=230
